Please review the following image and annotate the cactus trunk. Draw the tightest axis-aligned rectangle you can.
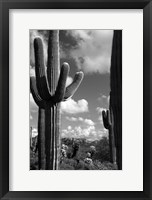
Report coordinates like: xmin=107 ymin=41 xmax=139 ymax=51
xmin=38 ymin=108 xmax=45 ymax=169
xmin=109 ymin=128 xmax=116 ymax=163
xmin=110 ymin=30 xmax=122 ymax=169
xmin=108 ymin=109 xmax=116 ymax=164
xmin=45 ymin=31 xmax=60 ymax=170
xmin=45 ymin=103 xmax=61 ymax=170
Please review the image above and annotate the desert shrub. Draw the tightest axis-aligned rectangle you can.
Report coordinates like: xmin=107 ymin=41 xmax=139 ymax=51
xmin=93 ymin=137 xmax=110 ymax=162
xmin=30 ymin=137 xmax=116 ymax=170
xmin=75 ymin=160 xmax=95 ymax=170
xmin=60 ymin=163 xmax=75 ymax=170
xmin=30 ymin=150 xmax=38 ymax=170
xmin=93 ymin=160 xmax=117 ymax=170
xmin=60 ymin=158 xmax=78 ymax=168
xmin=74 ymin=160 xmax=85 ymax=170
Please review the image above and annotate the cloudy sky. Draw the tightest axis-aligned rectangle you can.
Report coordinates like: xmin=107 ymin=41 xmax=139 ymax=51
xmin=30 ymin=30 xmax=113 ymax=141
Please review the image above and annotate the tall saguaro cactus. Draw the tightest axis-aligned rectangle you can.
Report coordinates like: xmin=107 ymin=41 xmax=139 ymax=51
xmin=30 ymin=77 xmax=45 ymax=169
xmin=102 ymin=109 xmax=116 ymax=164
xmin=110 ymin=30 xmax=122 ymax=169
xmin=30 ymin=30 xmax=84 ymax=170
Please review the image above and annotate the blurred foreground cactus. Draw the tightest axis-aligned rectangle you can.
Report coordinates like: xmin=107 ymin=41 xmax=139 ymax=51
xmin=102 ymin=30 xmax=122 ymax=169
xmin=102 ymin=109 xmax=116 ymax=164
xmin=110 ymin=30 xmax=122 ymax=169
xmin=30 ymin=30 xmax=84 ymax=170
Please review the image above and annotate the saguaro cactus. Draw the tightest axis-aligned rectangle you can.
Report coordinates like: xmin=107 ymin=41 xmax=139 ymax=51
xmin=30 ymin=30 xmax=84 ymax=170
xmin=71 ymin=142 xmax=79 ymax=158
xmin=30 ymin=77 xmax=45 ymax=169
xmin=102 ymin=109 xmax=116 ymax=164
xmin=110 ymin=30 xmax=122 ymax=169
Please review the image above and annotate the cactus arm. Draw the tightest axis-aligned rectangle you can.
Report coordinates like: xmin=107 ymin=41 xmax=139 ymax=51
xmin=47 ymin=31 xmax=59 ymax=93
xmin=63 ymin=71 xmax=84 ymax=100
xmin=34 ymin=38 xmax=51 ymax=100
xmin=54 ymin=63 xmax=70 ymax=103
xmin=30 ymin=76 xmax=45 ymax=109
xmin=102 ymin=109 xmax=116 ymax=164
xmin=102 ymin=110 xmax=110 ymax=129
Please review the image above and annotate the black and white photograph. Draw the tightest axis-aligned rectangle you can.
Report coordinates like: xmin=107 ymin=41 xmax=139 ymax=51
xmin=30 ymin=30 xmax=122 ymax=170
xmin=1 ymin=1 xmax=152 ymax=198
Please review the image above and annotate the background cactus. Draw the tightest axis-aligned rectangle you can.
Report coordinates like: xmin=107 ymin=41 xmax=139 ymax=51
xmin=30 ymin=30 xmax=84 ymax=170
xmin=109 ymin=30 xmax=122 ymax=169
xmin=71 ymin=142 xmax=80 ymax=158
xmin=102 ymin=109 xmax=116 ymax=164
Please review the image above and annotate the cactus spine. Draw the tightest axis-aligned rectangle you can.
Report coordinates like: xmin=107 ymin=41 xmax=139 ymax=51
xmin=110 ymin=30 xmax=122 ymax=169
xmin=30 ymin=30 xmax=84 ymax=170
xmin=102 ymin=109 xmax=116 ymax=164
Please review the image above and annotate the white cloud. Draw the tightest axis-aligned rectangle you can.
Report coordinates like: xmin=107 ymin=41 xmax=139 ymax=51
xmin=66 ymin=116 xmax=95 ymax=126
xmin=61 ymin=98 xmax=89 ymax=114
xmin=62 ymin=125 xmax=95 ymax=138
xmin=97 ymin=94 xmax=108 ymax=102
xmin=30 ymin=94 xmax=88 ymax=115
xmin=96 ymin=107 xmax=106 ymax=124
xmin=30 ymin=66 xmax=35 ymax=77
xmin=98 ymin=115 xmax=103 ymax=124
xmin=31 ymin=128 xmax=38 ymax=138
xmin=84 ymin=119 xmax=95 ymax=126
xmin=97 ymin=94 xmax=109 ymax=109
xmin=67 ymin=126 xmax=72 ymax=130
xmin=66 ymin=76 xmax=73 ymax=87
xmin=66 ymin=116 xmax=77 ymax=121
xmin=96 ymin=107 xmax=105 ymax=113
xmin=78 ymin=117 xmax=83 ymax=121
xmin=69 ymin=30 xmax=91 ymax=40
xmin=66 ymin=30 xmax=113 ymax=74
xmin=30 ymin=93 xmax=38 ymax=112
xmin=61 ymin=125 xmax=107 ymax=141
xmin=102 ymin=94 xmax=107 ymax=99
xmin=30 ymin=93 xmax=35 ymax=105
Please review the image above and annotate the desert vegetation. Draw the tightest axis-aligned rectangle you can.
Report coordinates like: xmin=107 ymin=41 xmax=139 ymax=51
xmin=30 ymin=136 xmax=117 ymax=170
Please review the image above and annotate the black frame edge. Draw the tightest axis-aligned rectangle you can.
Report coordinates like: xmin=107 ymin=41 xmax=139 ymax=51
xmin=143 ymin=1 xmax=151 ymax=199
xmin=1 ymin=0 xmax=9 ymax=199
xmin=0 ymin=0 xmax=152 ymax=199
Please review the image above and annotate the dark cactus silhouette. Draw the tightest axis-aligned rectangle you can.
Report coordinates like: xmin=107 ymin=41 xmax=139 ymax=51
xmin=110 ymin=30 xmax=122 ymax=169
xmin=30 ymin=77 xmax=45 ymax=169
xmin=30 ymin=30 xmax=84 ymax=170
xmin=102 ymin=109 xmax=116 ymax=164
xmin=71 ymin=142 xmax=80 ymax=158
